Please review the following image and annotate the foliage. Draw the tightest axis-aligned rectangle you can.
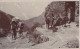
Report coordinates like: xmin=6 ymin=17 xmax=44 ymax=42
xmin=45 ymin=1 xmax=66 ymax=18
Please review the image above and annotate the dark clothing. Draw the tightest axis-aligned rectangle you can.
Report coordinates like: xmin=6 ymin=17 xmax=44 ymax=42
xmin=19 ymin=24 xmax=24 ymax=36
xmin=46 ymin=18 xmax=50 ymax=29
xmin=46 ymin=18 xmax=50 ymax=25
xmin=11 ymin=21 xmax=17 ymax=30
xmin=11 ymin=21 xmax=17 ymax=40
xmin=20 ymin=25 xmax=24 ymax=30
xmin=12 ymin=29 xmax=17 ymax=39
xmin=54 ymin=17 xmax=62 ymax=26
xmin=62 ymin=16 xmax=69 ymax=24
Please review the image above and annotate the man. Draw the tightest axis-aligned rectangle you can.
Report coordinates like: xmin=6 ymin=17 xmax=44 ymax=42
xmin=19 ymin=23 xmax=24 ymax=38
xmin=11 ymin=18 xmax=17 ymax=40
xmin=45 ymin=17 xmax=50 ymax=29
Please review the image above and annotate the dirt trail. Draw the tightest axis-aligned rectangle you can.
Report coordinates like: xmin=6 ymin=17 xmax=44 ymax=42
xmin=0 ymin=22 xmax=79 ymax=49
xmin=30 ymin=22 xmax=79 ymax=49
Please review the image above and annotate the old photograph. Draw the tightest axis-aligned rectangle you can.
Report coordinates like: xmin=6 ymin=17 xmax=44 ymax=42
xmin=0 ymin=1 xmax=79 ymax=49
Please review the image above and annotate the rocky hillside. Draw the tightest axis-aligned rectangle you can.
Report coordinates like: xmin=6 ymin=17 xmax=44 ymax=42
xmin=0 ymin=10 xmax=14 ymax=37
xmin=0 ymin=10 xmax=14 ymax=30
xmin=22 ymin=12 xmax=45 ymax=31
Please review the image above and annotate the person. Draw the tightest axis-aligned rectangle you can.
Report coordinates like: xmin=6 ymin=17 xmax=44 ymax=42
xmin=19 ymin=23 xmax=24 ymax=38
xmin=11 ymin=20 xmax=17 ymax=40
xmin=52 ymin=15 xmax=62 ymax=32
xmin=45 ymin=17 xmax=50 ymax=29
xmin=63 ymin=16 xmax=69 ymax=27
xmin=67 ymin=8 xmax=71 ymax=24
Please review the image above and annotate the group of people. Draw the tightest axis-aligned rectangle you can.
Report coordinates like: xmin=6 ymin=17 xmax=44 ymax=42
xmin=45 ymin=14 xmax=70 ymax=32
xmin=10 ymin=18 xmax=24 ymax=40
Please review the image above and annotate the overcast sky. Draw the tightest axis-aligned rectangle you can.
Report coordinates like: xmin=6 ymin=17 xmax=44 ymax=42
xmin=0 ymin=0 xmax=55 ymax=20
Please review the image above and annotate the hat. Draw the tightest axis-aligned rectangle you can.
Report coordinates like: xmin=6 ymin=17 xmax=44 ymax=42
xmin=12 ymin=17 xmax=16 ymax=21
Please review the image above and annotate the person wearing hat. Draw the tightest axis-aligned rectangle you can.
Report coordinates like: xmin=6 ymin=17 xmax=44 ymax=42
xmin=11 ymin=17 xmax=17 ymax=40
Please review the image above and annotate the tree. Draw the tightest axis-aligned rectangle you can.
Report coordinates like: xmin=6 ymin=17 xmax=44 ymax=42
xmin=44 ymin=1 xmax=66 ymax=29
xmin=45 ymin=1 xmax=65 ymax=18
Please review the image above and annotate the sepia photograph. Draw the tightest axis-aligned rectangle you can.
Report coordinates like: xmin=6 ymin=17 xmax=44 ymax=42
xmin=0 ymin=0 xmax=79 ymax=49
